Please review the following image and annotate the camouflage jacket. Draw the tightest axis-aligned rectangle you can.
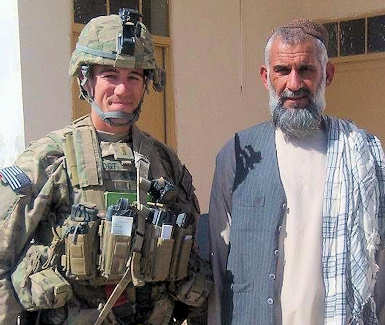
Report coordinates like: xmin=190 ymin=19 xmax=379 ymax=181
xmin=0 ymin=115 xmax=200 ymax=324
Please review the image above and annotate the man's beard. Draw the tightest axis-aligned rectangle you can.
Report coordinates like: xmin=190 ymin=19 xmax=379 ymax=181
xmin=268 ymin=77 xmax=326 ymax=138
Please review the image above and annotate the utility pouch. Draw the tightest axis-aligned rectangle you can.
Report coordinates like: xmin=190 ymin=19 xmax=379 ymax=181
xmin=99 ymin=219 xmax=133 ymax=280
xmin=63 ymin=204 xmax=99 ymax=280
xmin=99 ymin=198 xmax=135 ymax=280
xmin=29 ymin=268 xmax=73 ymax=309
xmin=11 ymin=244 xmax=73 ymax=311
xmin=168 ymin=225 xmax=194 ymax=281
xmin=142 ymin=223 xmax=174 ymax=282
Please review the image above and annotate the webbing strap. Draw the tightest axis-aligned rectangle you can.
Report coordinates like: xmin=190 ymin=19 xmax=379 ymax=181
xmin=76 ymin=44 xmax=118 ymax=60
xmin=64 ymin=133 xmax=79 ymax=186
xmin=91 ymin=101 xmax=141 ymax=126
xmin=129 ymin=153 xmax=150 ymax=287
xmin=95 ymin=259 xmax=132 ymax=325
xmin=130 ymin=206 xmax=147 ymax=288
xmin=134 ymin=152 xmax=150 ymax=206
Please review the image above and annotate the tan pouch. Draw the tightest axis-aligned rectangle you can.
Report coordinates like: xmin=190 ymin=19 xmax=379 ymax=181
xmin=169 ymin=225 xmax=194 ymax=281
xmin=142 ymin=224 xmax=174 ymax=282
xmin=30 ymin=268 xmax=73 ymax=309
xmin=64 ymin=219 xmax=99 ymax=280
xmin=99 ymin=219 xmax=132 ymax=280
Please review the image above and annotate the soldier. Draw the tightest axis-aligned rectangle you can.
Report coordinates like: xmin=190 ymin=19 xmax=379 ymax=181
xmin=0 ymin=9 xmax=211 ymax=325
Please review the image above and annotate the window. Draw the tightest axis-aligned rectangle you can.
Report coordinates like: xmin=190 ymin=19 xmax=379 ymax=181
xmin=73 ymin=0 xmax=169 ymax=36
xmin=322 ymin=13 xmax=385 ymax=59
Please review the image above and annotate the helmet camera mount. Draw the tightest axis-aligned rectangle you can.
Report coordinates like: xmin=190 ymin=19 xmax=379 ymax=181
xmin=117 ymin=8 xmax=143 ymax=56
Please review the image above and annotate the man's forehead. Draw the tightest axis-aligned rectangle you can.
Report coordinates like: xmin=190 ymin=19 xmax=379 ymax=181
xmin=270 ymin=38 xmax=319 ymax=64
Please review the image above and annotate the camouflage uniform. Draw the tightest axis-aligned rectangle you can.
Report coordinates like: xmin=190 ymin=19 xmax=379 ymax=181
xmin=0 ymin=115 xmax=203 ymax=324
xmin=0 ymin=10 xmax=210 ymax=325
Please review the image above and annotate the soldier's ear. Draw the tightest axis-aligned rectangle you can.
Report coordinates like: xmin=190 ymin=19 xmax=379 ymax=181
xmin=325 ymin=62 xmax=335 ymax=86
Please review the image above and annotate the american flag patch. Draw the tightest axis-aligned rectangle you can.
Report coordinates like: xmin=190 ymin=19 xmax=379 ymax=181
xmin=0 ymin=166 xmax=32 ymax=193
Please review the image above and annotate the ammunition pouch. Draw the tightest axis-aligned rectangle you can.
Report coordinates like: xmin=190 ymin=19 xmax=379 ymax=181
xmin=169 ymin=225 xmax=194 ymax=281
xmin=99 ymin=218 xmax=133 ymax=280
xmin=11 ymin=244 xmax=73 ymax=311
xmin=63 ymin=218 xmax=100 ymax=280
xmin=141 ymin=223 xmax=175 ymax=282
xmin=141 ymin=223 xmax=194 ymax=283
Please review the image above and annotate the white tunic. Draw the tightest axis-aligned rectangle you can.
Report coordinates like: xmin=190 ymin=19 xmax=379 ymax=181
xmin=275 ymin=128 xmax=327 ymax=325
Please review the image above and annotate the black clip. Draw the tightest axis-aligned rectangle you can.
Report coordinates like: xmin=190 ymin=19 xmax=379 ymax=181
xmin=117 ymin=8 xmax=143 ymax=56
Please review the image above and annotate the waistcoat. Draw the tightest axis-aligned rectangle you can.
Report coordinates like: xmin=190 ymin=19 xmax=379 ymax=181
xmin=224 ymin=122 xmax=286 ymax=325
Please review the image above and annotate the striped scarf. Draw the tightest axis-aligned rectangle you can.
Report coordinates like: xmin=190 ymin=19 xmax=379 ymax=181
xmin=323 ymin=117 xmax=385 ymax=324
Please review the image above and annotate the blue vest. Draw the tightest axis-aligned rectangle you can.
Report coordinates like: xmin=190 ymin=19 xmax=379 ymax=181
xmin=223 ymin=122 xmax=286 ymax=325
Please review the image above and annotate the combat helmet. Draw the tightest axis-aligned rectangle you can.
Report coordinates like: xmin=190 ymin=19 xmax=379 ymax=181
xmin=69 ymin=8 xmax=165 ymax=126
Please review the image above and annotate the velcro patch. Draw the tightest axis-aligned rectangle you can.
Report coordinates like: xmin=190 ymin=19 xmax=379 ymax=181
xmin=0 ymin=166 xmax=32 ymax=193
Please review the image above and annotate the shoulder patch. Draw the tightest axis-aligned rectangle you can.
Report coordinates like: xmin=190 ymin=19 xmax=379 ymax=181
xmin=0 ymin=166 xmax=32 ymax=194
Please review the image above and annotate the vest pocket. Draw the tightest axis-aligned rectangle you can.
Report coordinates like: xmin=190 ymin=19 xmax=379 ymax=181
xmin=98 ymin=219 xmax=132 ymax=280
xmin=169 ymin=225 xmax=194 ymax=281
xmin=30 ymin=268 xmax=73 ymax=309
xmin=141 ymin=224 xmax=175 ymax=282
xmin=63 ymin=219 xmax=99 ymax=280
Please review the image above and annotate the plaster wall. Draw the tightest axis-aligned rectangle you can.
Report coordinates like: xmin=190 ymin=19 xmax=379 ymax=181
xmin=0 ymin=0 xmax=25 ymax=167
xmin=171 ymin=0 xmax=385 ymax=211
xmin=18 ymin=0 xmax=72 ymax=145
xmin=170 ymin=0 xmax=243 ymax=211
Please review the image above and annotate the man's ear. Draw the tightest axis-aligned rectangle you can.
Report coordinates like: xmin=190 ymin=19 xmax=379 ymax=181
xmin=325 ymin=61 xmax=335 ymax=87
xmin=260 ymin=65 xmax=269 ymax=90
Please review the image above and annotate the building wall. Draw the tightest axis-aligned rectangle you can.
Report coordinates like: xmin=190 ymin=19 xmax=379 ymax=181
xmin=171 ymin=0 xmax=385 ymax=211
xmin=18 ymin=0 xmax=72 ymax=145
xmin=0 ymin=0 xmax=25 ymax=167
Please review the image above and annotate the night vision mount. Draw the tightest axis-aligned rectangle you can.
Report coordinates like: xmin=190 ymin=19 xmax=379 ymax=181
xmin=117 ymin=8 xmax=143 ymax=56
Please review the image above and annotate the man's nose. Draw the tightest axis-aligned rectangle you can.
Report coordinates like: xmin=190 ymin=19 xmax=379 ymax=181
xmin=114 ymin=81 xmax=130 ymax=95
xmin=286 ymin=70 xmax=303 ymax=92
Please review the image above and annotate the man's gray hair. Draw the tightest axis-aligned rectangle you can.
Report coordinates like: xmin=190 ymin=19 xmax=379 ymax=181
xmin=264 ymin=26 xmax=329 ymax=70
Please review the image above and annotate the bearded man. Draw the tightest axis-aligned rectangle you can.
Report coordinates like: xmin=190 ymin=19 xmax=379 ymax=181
xmin=207 ymin=19 xmax=385 ymax=325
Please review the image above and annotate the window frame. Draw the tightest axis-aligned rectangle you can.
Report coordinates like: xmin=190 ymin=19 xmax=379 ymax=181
xmin=318 ymin=10 xmax=385 ymax=64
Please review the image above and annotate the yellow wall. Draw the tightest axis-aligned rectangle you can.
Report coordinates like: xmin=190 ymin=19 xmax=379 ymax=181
xmin=171 ymin=1 xmax=385 ymax=211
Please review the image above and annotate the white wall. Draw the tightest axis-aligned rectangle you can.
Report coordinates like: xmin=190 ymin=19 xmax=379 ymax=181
xmin=0 ymin=0 xmax=25 ymax=167
xmin=18 ymin=0 xmax=72 ymax=145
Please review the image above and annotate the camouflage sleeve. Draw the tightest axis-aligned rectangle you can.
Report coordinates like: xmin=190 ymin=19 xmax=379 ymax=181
xmin=0 ymin=132 xmax=69 ymax=324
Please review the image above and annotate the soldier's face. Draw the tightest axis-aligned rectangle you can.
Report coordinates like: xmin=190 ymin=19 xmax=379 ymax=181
xmin=91 ymin=65 xmax=145 ymax=114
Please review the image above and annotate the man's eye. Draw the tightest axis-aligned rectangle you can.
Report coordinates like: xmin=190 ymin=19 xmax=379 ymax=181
xmin=274 ymin=67 xmax=290 ymax=74
xmin=299 ymin=66 xmax=313 ymax=73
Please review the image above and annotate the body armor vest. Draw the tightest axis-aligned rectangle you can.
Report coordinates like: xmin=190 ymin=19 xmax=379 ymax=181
xmin=11 ymin=117 xmax=211 ymax=325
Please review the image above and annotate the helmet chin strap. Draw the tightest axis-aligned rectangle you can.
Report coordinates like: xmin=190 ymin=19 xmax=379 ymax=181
xmin=91 ymin=98 xmax=143 ymax=126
